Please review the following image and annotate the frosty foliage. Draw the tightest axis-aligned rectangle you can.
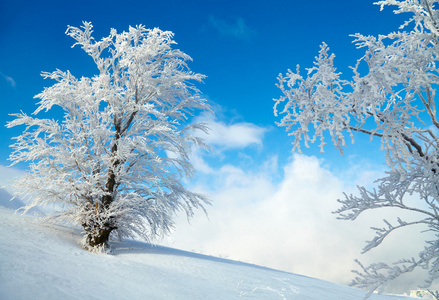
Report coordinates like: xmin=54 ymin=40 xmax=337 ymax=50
xmin=274 ymin=0 xmax=439 ymax=297
xmin=7 ymin=22 xmax=210 ymax=251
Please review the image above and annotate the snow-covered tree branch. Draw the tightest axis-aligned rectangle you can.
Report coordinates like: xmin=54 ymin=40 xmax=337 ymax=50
xmin=274 ymin=0 xmax=439 ymax=296
xmin=7 ymin=22 xmax=211 ymax=251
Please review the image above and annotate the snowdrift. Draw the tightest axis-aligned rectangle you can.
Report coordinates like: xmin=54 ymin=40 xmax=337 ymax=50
xmin=0 ymin=207 xmax=414 ymax=300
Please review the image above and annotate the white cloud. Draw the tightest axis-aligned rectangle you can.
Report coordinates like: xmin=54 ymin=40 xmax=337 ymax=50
xmin=0 ymin=72 xmax=16 ymax=88
xmin=162 ymin=153 xmax=436 ymax=294
xmin=195 ymin=112 xmax=268 ymax=150
xmin=208 ymin=16 xmax=256 ymax=40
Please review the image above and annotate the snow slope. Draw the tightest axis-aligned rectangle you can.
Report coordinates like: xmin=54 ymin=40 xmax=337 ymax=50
xmin=0 ymin=207 xmax=415 ymax=300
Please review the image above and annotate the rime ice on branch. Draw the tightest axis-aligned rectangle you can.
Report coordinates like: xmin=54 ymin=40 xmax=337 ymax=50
xmin=8 ymin=22 xmax=211 ymax=251
xmin=274 ymin=0 xmax=439 ymax=297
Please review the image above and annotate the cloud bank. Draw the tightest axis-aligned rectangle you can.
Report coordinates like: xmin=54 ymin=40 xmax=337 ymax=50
xmin=163 ymin=116 xmax=437 ymax=294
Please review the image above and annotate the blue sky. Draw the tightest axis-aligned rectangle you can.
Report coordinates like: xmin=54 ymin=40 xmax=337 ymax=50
xmin=0 ymin=0 xmax=428 ymax=294
xmin=0 ymin=0 xmax=405 ymax=169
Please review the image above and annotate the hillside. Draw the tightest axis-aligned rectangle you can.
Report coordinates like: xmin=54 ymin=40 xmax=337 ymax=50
xmin=0 ymin=205 xmax=415 ymax=300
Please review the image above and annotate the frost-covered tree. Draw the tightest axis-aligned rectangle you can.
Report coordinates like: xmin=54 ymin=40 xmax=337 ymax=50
xmin=274 ymin=0 xmax=439 ymax=297
xmin=7 ymin=22 xmax=210 ymax=251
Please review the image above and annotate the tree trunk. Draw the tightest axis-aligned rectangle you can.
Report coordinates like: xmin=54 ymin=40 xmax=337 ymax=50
xmin=83 ymin=217 xmax=117 ymax=249
xmin=83 ymin=124 xmax=121 ymax=250
xmin=85 ymin=227 xmax=113 ymax=248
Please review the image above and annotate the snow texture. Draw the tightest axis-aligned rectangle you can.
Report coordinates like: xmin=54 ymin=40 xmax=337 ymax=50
xmin=0 ymin=208 xmax=415 ymax=300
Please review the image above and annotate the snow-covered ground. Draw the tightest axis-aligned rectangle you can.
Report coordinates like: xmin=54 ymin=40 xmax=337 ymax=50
xmin=0 ymin=198 xmax=415 ymax=300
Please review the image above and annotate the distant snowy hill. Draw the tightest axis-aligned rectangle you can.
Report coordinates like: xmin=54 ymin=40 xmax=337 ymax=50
xmin=0 ymin=188 xmax=24 ymax=210
xmin=0 ymin=207 xmax=415 ymax=300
